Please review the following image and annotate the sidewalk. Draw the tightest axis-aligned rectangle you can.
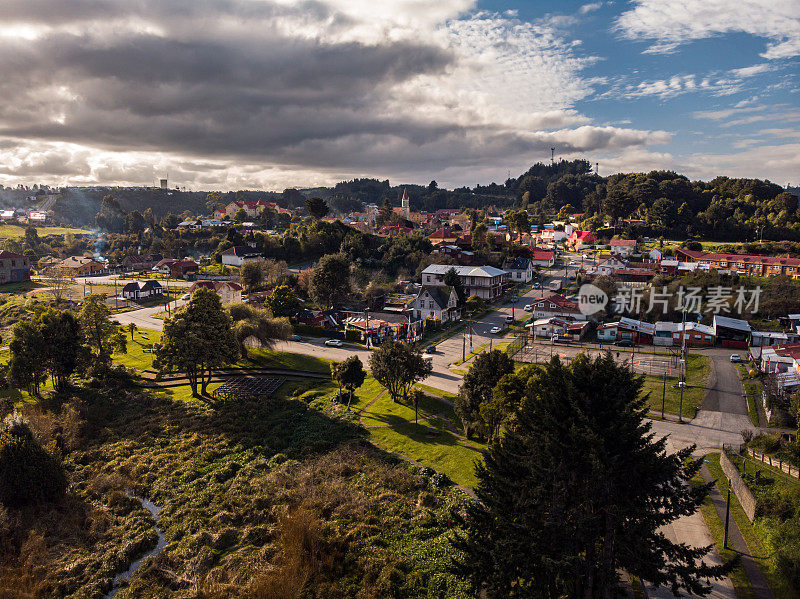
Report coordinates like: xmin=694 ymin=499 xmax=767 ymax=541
xmin=700 ymin=464 xmax=774 ymax=599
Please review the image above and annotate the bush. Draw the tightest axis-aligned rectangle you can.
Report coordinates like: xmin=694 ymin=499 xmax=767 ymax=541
xmin=430 ymin=472 xmax=451 ymax=488
xmin=0 ymin=412 xmax=67 ymax=507
xmin=749 ymin=433 xmax=782 ymax=455
xmin=775 ymin=517 xmax=800 ymax=591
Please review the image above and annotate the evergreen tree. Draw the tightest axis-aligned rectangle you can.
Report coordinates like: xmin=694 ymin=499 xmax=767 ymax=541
xmin=454 ymin=350 xmax=514 ymax=439
xmin=452 ymin=354 xmax=729 ymax=597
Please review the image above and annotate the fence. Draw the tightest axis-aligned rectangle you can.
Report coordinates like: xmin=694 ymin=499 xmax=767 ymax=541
xmin=720 ymin=451 xmax=758 ymax=522
xmin=513 ymin=342 xmax=679 ymax=376
xmin=747 ymin=447 xmax=800 ymax=479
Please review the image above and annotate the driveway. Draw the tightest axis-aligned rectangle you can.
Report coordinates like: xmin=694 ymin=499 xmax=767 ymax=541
xmin=693 ymin=351 xmax=754 ymax=437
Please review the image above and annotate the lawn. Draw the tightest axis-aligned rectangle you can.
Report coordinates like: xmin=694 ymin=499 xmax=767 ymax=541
xmin=113 ymin=329 xmax=333 ymax=374
xmin=641 ymin=353 xmax=711 ymax=417
xmin=706 ymin=452 xmax=797 ymax=599
xmin=359 ymin=384 xmax=485 ymax=488
xmin=0 ymin=224 xmax=90 ymax=239
xmin=736 ymin=363 xmax=762 ymax=426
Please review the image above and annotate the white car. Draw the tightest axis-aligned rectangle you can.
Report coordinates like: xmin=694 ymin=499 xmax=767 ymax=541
xmin=730 ymin=354 xmax=742 ymax=363
xmin=325 ymin=339 xmax=343 ymax=347
xmin=179 ymin=293 xmax=191 ymax=301
xmin=490 ymin=326 xmax=502 ymax=334
xmin=524 ymin=304 xmax=533 ymax=311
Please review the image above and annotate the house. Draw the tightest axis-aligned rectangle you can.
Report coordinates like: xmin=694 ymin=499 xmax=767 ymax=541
xmin=527 ymin=316 xmax=570 ymax=338
xmin=224 ymin=200 xmax=266 ymax=219
xmin=529 ymin=249 xmax=555 ymax=267
xmin=428 ymin=228 xmax=459 ymax=243
xmin=713 ymin=315 xmax=751 ymax=348
xmin=420 ymin=264 xmax=507 ymax=300
xmin=596 ymin=317 xmax=655 ymax=344
xmin=609 ymin=239 xmax=637 ymax=257
xmin=593 ymin=255 xmax=627 ymax=275
xmin=221 ymin=245 xmax=264 ymax=267
xmin=672 ymin=322 xmax=716 ymax=346
xmin=432 ymin=244 xmax=474 ymax=264
xmin=676 ymin=248 xmax=800 ymax=278
xmin=121 ymin=253 xmax=163 ymax=271
xmin=0 ymin=251 xmax=31 ymax=283
xmin=503 ymin=257 xmax=534 ymax=283
xmin=154 ymin=258 xmax=199 ymax=279
xmin=613 ymin=268 xmax=656 ymax=285
xmin=568 ymin=230 xmax=596 ymax=250
xmin=0 ymin=210 xmax=15 ymax=221
xmin=177 ymin=219 xmax=202 ymax=230
xmin=58 ymin=256 xmax=106 ymax=276
xmin=540 ymin=229 xmax=568 ymax=244
xmin=378 ymin=225 xmax=413 ymax=237
xmin=529 ymin=294 xmax=584 ymax=320
xmin=760 ymin=344 xmax=800 ymax=389
xmin=190 ymin=280 xmax=243 ymax=304
xmin=411 ymin=287 xmax=460 ymax=323
xmin=649 ymin=248 xmax=663 ymax=261
xmin=121 ymin=280 xmax=164 ymax=300
xmin=750 ymin=331 xmax=790 ymax=347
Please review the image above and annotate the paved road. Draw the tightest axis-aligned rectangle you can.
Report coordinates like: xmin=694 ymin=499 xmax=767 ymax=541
xmin=694 ymin=352 xmax=754 ymax=439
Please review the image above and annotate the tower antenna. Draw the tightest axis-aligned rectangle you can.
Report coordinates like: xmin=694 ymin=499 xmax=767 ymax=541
xmin=550 ymin=147 xmax=555 ymax=164
xmin=595 ymin=162 xmax=599 ymax=175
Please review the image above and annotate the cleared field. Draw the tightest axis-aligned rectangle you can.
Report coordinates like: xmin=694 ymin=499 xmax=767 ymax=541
xmin=0 ymin=224 xmax=91 ymax=239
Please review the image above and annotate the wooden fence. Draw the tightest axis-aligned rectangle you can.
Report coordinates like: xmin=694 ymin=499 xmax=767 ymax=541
xmin=747 ymin=448 xmax=800 ymax=479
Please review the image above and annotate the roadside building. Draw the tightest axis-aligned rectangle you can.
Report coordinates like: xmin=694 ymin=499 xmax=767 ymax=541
xmin=713 ymin=315 xmax=752 ymax=348
xmin=411 ymin=287 xmax=460 ymax=322
xmin=596 ymin=317 xmax=655 ymax=344
xmin=420 ymin=264 xmax=507 ymax=300
xmin=750 ymin=331 xmax=790 ymax=347
xmin=609 ymin=238 xmax=637 ymax=257
xmin=676 ymin=248 xmax=800 ymax=278
xmin=121 ymin=280 xmax=164 ymax=300
xmin=221 ymin=245 xmax=264 ymax=267
xmin=529 ymin=249 xmax=555 ymax=267
xmin=59 ymin=256 xmax=106 ymax=276
xmin=154 ymin=258 xmax=199 ymax=279
xmin=190 ymin=280 xmax=243 ymax=304
xmin=503 ymin=256 xmax=534 ymax=283
xmin=0 ymin=251 xmax=31 ymax=283
xmin=121 ymin=253 xmax=163 ymax=271
xmin=529 ymin=293 xmax=584 ymax=320
xmin=568 ymin=230 xmax=596 ymax=250
xmin=527 ymin=316 xmax=570 ymax=338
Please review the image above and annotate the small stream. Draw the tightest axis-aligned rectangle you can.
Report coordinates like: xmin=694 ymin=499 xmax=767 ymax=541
xmin=103 ymin=495 xmax=166 ymax=599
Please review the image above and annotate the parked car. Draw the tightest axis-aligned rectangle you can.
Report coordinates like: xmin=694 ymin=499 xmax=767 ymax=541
xmin=504 ymin=315 xmax=514 ymax=324
xmin=533 ymin=282 xmax=541 ymax=289
xmin=180 ymin=293 xmax=191 ymax=301
xmin=524 ymin=304 xmax=533 ymax=311
xmin=324 ymin=339 xmax=343 ymax=347
xmin=551 ymin=334 xmax=571 ymax=343
xmin=424 ymin=345 xmax=436 ymax=354
xmin=614 ymin=339 xmax=634 ymax=347
xmin=730 ymin=354 xmax=742 ymax=363
xmin=490 ymin=326 xmax=502 ymax=334
xmin=290 ymin=334 xmax=302 ymax=342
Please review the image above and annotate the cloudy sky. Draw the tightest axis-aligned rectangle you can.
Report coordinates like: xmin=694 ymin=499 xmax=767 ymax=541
xmin=0 ymin=0 xmax=798 ymax=190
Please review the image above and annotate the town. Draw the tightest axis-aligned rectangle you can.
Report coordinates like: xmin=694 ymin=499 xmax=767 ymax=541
xmin=1 ymin=1 xmax=799 ymax=598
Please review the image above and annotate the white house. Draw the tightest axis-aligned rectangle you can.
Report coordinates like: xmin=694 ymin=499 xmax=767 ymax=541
xmin=529 ymin=249 xmax=555 ymax=267
xmin=592 ymin=255 xmax=627 ymax=275
xmin=529 ymin=294 xmax=585 ymax=320
xmin=190 ymin=280 xmax=243 ymax=304
xmin=221 ymin=245 xmax=264 ymax=266
xmin=527 ymin=316 xmax=570 ymax=338
xmin=121 ymin=280 xmax=163 ymax=300
xmin=420 ymin=264 xmax=507 ymax=300
xmin=411 ymin=287 xmax=460 ymax=322
xmin=609 ymin=239 xmax=637 ymax=257
xmin=503 ymin=256 xmax=534 ymax=283
xmin=649 ymin=248 xmax=663 ymax=261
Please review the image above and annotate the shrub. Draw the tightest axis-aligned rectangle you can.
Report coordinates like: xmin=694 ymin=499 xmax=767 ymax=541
xmin=0 ymin=412 xmax=67 ymax=507
xmin=430 ymin=472 xmax=451 ymax=488
xmin=344 ymin=329 xmax=362 ymax=343
xmin=749 ymin=433 xmax=782 ymax=455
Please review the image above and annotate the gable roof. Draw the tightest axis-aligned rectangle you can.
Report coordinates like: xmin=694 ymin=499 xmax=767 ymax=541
xmin=222 ymin=245 xmax=263 ymax=257
xmin=534 ymin=294 xmax=579 ymax=312
xmin=421 ymin=264 xmax=507 ymax=278
xmin=417 ymin=286 xmax=453 ymax=310
xmin=504 ymin=256 xmax=531 ymax=271
xmin=610 ymin=239 xmax=636 ymax=246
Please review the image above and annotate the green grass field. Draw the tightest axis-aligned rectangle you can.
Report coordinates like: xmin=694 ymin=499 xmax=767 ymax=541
xmin=642 ymin=353 xmax=711 ymax=417
xmin=0 ymin=224 xmax=90 ymax=239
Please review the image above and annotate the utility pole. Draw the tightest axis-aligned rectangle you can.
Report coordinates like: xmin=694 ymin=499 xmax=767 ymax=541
xmin=661 ymin=369 xmax=667 ymax=420
xmin=723 ymin=479 xmax=732 ymax=548
xmin=679 ymin=309 xmax=686 ymax=423
xmin=462 ymin=327 xmax=466 ymax=361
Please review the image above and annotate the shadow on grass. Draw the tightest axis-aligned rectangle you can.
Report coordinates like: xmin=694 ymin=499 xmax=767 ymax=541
xmin=364 ymin=412 xmax=483 ymax=453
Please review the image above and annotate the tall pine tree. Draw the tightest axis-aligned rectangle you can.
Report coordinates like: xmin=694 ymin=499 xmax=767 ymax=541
xmin=452 ymin=353 xmax=730 ymax=597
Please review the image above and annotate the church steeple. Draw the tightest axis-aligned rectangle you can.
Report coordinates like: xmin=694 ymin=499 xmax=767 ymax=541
xmin=401 ymin=188 xmax=410 ymax=219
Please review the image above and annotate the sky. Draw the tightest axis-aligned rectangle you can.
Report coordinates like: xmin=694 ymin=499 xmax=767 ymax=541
xmin=0 ymin=0 xmax=797 ymax=191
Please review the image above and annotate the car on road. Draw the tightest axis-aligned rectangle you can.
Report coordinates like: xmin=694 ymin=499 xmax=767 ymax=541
xmin=614 ymin=339 xmax=634 ymax=347
xmin=730 ymin=353 xmax=742 ymax=363
xmin=504 ymin=315 xmax=514 ymax=324
xmin=290 ymin=334 xmax=302 ymax=342
xmin=524 ymin=304 xmax=533 ymax=311
xmin=180 ymin=293 xmax=191 ymax=301
xmin=490 ymin=326 xmax=502 ymax=334
xmin=324 ymin=339 xmax=343 ymax=347
xmin=532 ymin=282 xmax=541 ymax=289
xmin=424 ymin=345 xmax=436 ymax=354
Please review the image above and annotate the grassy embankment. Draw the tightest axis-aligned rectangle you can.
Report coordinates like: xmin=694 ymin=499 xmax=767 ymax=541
xmin=641 ymin=353 xmax=711 ymax=417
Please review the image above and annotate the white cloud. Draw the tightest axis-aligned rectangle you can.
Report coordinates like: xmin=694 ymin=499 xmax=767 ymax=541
xmin=614 ymin=0 xmax=800 ymax=59
xmin=580 ymin=3 xmax=603 ymax=15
